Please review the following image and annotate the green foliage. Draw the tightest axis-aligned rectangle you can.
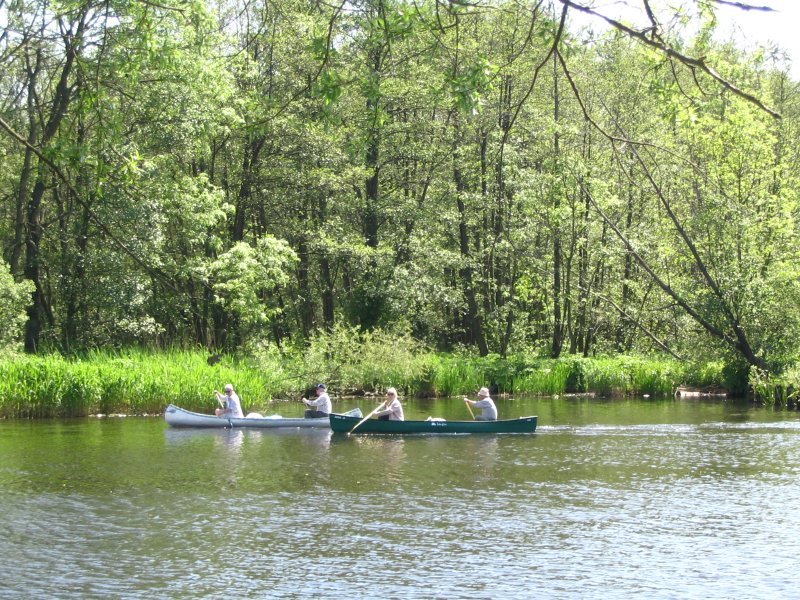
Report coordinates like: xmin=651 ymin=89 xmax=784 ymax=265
xmin=211 ymin=237 xmax=298 ymax=328
xmin=0 ymin=262 xmax=33 ymax=349
xmin=314 ymin=69 xmax=345 ymax=107
xmin=722 ymin=357 xmax=751 ymax=396
xmin=432 ymin=355 xmax=489 ymax=397
xmin=749 ymin=364 xmax=800 ymax=407
xmin=296 ymin=324 xmax=431 ymax=395
xmin=0 ymin=343 xmax=741 ymax=418
xmin=1 ymin=0 xmax=799 ymax=377
xmin=447 ymin=56 xmax=500 ymax=114
xmin=503 ymin=355 xmax=722 ymax=398
xmin=512 ymin=360 xmax=570 ymax=396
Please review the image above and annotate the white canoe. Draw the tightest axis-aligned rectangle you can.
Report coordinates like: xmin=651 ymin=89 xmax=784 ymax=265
xmin=164 ymin=404 xmax=362 ymax=429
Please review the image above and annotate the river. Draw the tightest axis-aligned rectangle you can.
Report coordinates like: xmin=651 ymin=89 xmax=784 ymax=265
xmin=1 ymin=396 xmax=798 ymax=599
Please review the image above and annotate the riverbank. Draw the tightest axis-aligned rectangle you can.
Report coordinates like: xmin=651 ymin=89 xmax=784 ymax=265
xmin=0 ymin=346 xmax=745 ymax=418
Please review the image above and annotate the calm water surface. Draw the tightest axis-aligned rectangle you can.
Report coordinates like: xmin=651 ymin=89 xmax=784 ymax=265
xmin=1 ymin=396 xmax=798 ymax=599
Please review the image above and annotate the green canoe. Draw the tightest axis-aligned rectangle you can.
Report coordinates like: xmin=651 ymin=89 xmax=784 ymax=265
xmin=329 ymin=413 xmax=538 ymax=434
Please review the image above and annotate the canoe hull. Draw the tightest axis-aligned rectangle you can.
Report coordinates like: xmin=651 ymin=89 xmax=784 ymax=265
xmin=165 ymin=404 xmax=357 ymax=429
xmin=329 ymin=413 xmax=537 ymax=434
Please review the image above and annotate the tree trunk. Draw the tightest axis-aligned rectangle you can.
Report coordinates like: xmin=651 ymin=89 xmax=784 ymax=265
xmin=23 ymin=15 xmax=86 ymax=352
xmin=233 ymin=137 xmax=264 ymax=242
xmin=296 ymin=237 xmax=313 ymax=337
xmin=454 ymin=121 xmax=489 ymax=356
xmin=318 ymin=195 xmax=335 ymax=330
xmin=9 ymin=47 xmax=42 ymax=276
xmin=551 ymin=53 xmax=564 ymax=358
xmin=357 ymin=38 xmax=384 ymax=331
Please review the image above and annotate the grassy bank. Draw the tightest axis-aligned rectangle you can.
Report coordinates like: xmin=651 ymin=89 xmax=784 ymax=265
xmin=0 ymin=343 xmax=740 ymax=418
xmin=0 ymin=350 xmax=270 ymax=417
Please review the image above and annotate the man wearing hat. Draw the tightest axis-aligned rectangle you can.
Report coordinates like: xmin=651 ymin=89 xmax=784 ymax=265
xmin=214 ymin=383 xmax=244 ymax=418
xmin=464 ymin=387 xmax=497 ymax=421
xmin=302 ymin=383 xmax=332 ymax=418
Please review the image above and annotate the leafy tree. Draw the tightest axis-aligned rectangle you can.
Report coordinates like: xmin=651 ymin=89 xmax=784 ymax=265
xmin=0 ymin=0 xmax=797 ymax=377
xmin=0 ymin=260 xmax=34 ymax=348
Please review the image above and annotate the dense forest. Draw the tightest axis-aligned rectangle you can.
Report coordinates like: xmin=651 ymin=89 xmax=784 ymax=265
xmin=1 ymin=0 xmax=799 ymax=383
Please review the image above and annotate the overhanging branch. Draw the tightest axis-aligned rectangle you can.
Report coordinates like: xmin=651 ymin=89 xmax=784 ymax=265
xmin=557 ymin=0 xmax=781 ymax=119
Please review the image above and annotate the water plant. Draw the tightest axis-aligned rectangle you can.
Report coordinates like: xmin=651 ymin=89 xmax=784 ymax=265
xmin=0 ymin=345 xmax=737 ymax=418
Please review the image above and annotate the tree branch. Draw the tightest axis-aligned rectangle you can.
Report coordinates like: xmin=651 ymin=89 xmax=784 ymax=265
xmin=557 ymin=0 xmax=781 ymax=119
xmin=0 ymin=114 xmax=186 ymax=298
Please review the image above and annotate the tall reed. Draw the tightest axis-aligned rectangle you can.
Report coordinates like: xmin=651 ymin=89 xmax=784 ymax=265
xmin=0 ymin=349 xmax=273 ymax=417
xmin=749 ymin=365 xmax=800 ymax=408
xmin=0 ymin=345 xmax=731 ymax=418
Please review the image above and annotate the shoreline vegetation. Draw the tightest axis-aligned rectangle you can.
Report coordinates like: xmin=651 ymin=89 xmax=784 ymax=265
xmin=1 ymin=344 xmax=796 ymax=418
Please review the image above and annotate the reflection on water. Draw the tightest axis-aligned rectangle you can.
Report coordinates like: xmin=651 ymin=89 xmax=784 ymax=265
xmin=165 ymin=426 xmax=246 ymax=449
xmin=164 ymin=425 xmax=333 ymax=447
xmin=352 ymin=435 xmax=407 ymax=483
xmin=464 ymin=435 xmax=499 ymax=475
xmin=1 ymin=398 xmax=799 ymax=599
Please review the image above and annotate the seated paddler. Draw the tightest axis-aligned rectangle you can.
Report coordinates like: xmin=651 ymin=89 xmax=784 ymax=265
xmin=214 ymin=384 xmax=244 ymax=419
xmin=464 ymin=387 xmax=497 ymax=421
xmin=373 ymin=387 xmax=404 ymax=421
xmin=302 ymin=383 xmax=332 ymax=418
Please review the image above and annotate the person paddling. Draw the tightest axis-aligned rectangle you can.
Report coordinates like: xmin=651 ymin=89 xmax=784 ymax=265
xmin=302 ymin=383 xmax=332 ymax=418
xmin=373 ymin=387 xmax=404 ymax=421
xmin=214 ymin=384 xmax=244 ymax=418
xmin=464 ymin=387 xmax=497 ymax=421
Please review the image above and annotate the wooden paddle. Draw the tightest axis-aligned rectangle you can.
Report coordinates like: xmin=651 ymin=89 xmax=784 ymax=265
xmin=213 ymin=391 xmax=226 ymax=417
xmin=213 ymin=391 xmax=233 ymax=427
xmin=463 ymin=397 xmax=475 ymax=420
xmin=348 ymin=401 xmax=386 ymax=435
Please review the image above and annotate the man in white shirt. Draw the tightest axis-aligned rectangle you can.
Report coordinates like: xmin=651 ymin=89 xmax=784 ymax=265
xmin=464 ymin=387 xmax=497 ymax=421
xmin=303 ymin=383 xmax=332 ymax=418
xmin=214 ymin=384 xmax=244 ymax=418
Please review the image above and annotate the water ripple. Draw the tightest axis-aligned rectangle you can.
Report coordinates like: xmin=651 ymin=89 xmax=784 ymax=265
xmin=2 ymin=408 xmax=799 ymax=599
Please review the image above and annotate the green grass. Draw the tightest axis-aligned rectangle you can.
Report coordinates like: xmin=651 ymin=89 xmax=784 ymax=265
xmin=0 ymin=349 xmax=272 ymax=417
xmin=0 ymin=344 xmax=734 ymax=418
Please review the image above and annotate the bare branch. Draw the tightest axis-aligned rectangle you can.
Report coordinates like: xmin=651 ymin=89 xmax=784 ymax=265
xmin=708 ymin=1 xmax=775 ymax=11
xmin=132 ymin=0 xmax=186 ymax=13
xmin=576 ymin=176 xmax=740 ymax=349
xmin=557 ymin=0 xmax=782 ymax=119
